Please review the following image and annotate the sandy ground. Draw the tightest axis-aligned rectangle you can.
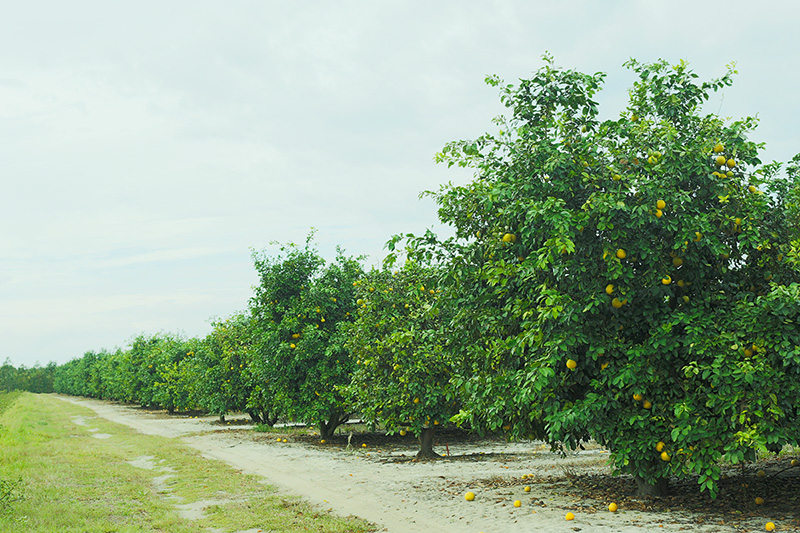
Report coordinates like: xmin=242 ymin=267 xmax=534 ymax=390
xmin=54 ymin=395 xmax=784 ymax=533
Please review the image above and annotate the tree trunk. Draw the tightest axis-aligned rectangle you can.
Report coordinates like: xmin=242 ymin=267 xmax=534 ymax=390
xmin=319 ymin=410 xmax=350 ymax=439
xmin=415 ymin=427 xmax=441 ymax=459
xmin=635 ymin=475 xmax=669 ymax=497
xmin=219 ymin=414 xmax=226 ymax=423
xmin=248 ymin=410 xmax=279 ymax=426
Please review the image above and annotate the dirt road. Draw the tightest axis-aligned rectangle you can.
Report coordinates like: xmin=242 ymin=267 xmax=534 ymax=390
xmin=55 ymin=395 xmax=788 ymax=532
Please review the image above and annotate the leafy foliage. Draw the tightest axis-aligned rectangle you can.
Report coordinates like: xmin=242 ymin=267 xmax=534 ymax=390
xmin=405 ymin=56 xmax=800 ymax=495
xmin=249 ymin=237 xmax=364 ymax=437
xmin=345 ymin=261 xmax=459 ymax=456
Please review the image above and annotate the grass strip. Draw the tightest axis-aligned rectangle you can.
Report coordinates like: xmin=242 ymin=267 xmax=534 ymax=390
xmin=0 ymin=392 xmax=376 ymax=532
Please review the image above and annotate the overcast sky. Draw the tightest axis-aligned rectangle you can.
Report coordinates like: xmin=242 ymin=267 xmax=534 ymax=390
xmin=2 ymin=1 xmax=799 ymax=367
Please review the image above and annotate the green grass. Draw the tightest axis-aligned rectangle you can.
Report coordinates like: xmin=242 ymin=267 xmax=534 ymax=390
xmin=0 ymin=392 xmax=376 ymax=532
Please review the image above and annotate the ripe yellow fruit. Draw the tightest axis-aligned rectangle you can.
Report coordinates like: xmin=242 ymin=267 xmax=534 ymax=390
xmin=755 ymin=497 xmax=765 ymax=505
xmin=633 ymin=393 xmax=643 ymax=402
xmin=713 ymin=143 xmax=725 ymax=153
xmin=643 ymin=400 xmax=652 ymax=409
xmin=320 ymin=439 xmax=326 ymax=444
xmin=399 ymin=429 xmax=407 ymax=436
xmin=727 ymin=158 xmax=736 ymax=168
xmin=611 ymin=297 xmax=626 ymax=309
xmin=745 ymin=348 xmax=754 ymax=357
xmin=513 ymin=500 xmax=522 ymax=507
xmin=616 ymin=249 xmax=627 ymax=259
xmin=362 ymin=443 xmax=367 ymax=448
xmin=791 ymin=459 xmax=799 ymax=467
xmin=502 ymin=233 xmax=517 ymax=243
xmin=605 ymin=283 xmax=614 ymax=295
xmin=465 ymin=491 xmax=476 ymax=501
xmin=413 ymin=397 xmax=420 ymax=404
xmin=766 ymin=522 xmax=776 ymax=531
xmin=608 ymin=502 xmax=618 ymax=512
xmin=749 ymin=185 xmax=757 ymax=193
xmin=612 ymin=173 xmax=622 ymax=181
xmin=656 ymin=441 xmax=665 ymax=452
xmin=566 ymin=359 xmax=578 ymax=370
xmin=673 ymin=257 xmax=683 ymax=267
xmin=661 ymin=275 xmax=672 ymax=285
xmin=682 ymin=295 xmax=690 ymax=303
xmin=276 ymin=437 xmax=282 ymax=442
xmin=565 ymin=512 xmax=575 ymax=521
xmin=289 ymin=343 xmax=296 ymax=349
xmin=694 ymin=232 xmax=702 ymax=242
xmin=656 ymin=199 xmax=666 ymax=210
xmin=282 ymin=439 xmax=288 ymax=443
xmin=524 ymin=486 xmax=531 ymax=492
xmin=734 ymin=217 xmax=743 ymax=225
xmin=661 ymin=451 xmax=670 ymax=461
xmin=715 ymin=155 xmax=727 ymax=166
xmin=655 ymin=209 xmax=663 ymax=218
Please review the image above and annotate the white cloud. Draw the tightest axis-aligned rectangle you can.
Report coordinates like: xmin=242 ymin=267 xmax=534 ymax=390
xmin=0 ymin=0 xmax=798 ymax=366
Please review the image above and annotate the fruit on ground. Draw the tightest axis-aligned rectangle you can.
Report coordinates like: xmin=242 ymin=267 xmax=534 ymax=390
xmin=513 ymin=500 xmax=522 ymax=507
xmin=524 ymin=486 xmax=531 ymax=492
xmin=608 ymin=502 xmax=618 ymax=512
xmin=792 ymin=459 xmax=799 ymax=467
xmin=566 ymin=359 xmax=577 ymax=369
xmin=757 ymin=470 xmax=766 ymax=477
xmin=766 ymin=522 xmax=775 ymax=531
xmin=755 ymin=497 xmax=765 ymax=505
xmin=565 ymin=512 xmax=575 ymax=521
xmin=465 ymin=492 xmax=476 ymax=501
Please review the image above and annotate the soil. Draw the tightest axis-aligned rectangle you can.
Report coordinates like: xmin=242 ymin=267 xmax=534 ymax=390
xmin=55 ymin=395 xmax=800 ymax=532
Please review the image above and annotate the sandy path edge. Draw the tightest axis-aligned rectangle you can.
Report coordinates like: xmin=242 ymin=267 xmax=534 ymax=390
xmin=53 ymin=395 xmax=760 ymax=533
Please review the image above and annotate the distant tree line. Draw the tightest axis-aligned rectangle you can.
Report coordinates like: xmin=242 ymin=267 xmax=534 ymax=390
xmin=0 ymin=360 xmax=56 ymax=393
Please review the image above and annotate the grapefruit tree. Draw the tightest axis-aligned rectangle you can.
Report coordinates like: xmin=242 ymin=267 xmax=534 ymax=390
xmin=249 ymin=236 xmax=364 ymax=438
xmin=345 ymin=261 xmax=459 ymax=458
xmin=410 ymin=56 xmax=800 ymax=496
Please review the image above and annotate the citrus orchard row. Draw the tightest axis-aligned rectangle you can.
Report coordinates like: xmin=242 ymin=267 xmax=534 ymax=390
xmin=51 ymin=58 xmax=800 ymax=505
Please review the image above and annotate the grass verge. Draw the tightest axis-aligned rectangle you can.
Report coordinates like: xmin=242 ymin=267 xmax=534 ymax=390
xmin=0 ymin=392 xmax=376 ymax=532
